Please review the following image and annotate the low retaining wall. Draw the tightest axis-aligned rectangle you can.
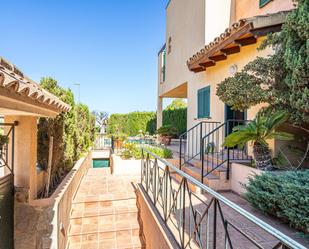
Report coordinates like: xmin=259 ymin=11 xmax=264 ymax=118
xmin=230 ymin=162 xmax=262 ymax=195
xmin=15 ymin=152 xmax=92 ymax=249
xmin=136 ymin=184 xmax=179 ymax=249
xmin=112 ymin=154 xmax=141 ymax=176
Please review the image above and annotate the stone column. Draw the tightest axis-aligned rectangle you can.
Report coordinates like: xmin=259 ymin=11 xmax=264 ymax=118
xmin=4 ymin=115 xmax=38 ymax=201
xmin=157 ymin=97 xmax=163 ymax=129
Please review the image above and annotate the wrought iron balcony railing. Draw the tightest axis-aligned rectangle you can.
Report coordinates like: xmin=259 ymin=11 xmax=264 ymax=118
xmin=0 ymin=123 xmax=15 ymax=175
xmin=141 ymin=148 xmax=306 ymax=249
xmin=179 ymin=121 xmax=220 ymax=168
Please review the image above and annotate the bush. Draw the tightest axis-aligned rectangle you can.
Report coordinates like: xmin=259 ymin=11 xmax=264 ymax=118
xmin=107 ymin=112 xmax=156 ymax=136
xmin=106 ymin=108 xmax=187 ymax=137
xmin=120 ymin=143 xmax=173 ymax=159
xmin=156 ymin=125 xmax=178 ymax=136
xmin=37 ymin=77 xmax=96 ymax=191
xmin=162 ymin=108 xmax=187 ymax=135
xmin=245 ymin=170 xmax=309 ymax=233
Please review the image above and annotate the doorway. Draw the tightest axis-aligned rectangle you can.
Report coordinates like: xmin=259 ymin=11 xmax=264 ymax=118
xmin=225 ymin=105 xmax=246 ymax=135
xmin=0 ymin=174 xmax=14 ymax=249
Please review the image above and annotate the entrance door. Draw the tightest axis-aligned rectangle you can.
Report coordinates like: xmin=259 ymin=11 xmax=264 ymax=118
xmin=225 ymin=105 xmax=245 ymax=135
xmin=0 ymin=174 xmax=14 ymax=249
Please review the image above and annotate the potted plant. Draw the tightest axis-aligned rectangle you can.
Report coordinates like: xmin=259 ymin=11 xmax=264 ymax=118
xmin=156 ymin=125 xmax=177 ymax=146
xmin=112 ymin=133 xmax=127 ymax=149
xmin=0 ymin=134 xmax=9 ymax=152
xmin=223 ymin=111 xmax=293 ymax=170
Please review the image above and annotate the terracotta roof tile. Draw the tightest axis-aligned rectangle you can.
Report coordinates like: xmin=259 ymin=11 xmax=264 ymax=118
xmin=0 ymin=57 xmax=71 ymax=113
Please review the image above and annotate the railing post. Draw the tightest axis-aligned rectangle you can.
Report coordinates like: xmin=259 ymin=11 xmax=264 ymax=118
xmin=179 ymin=136 xmax=182 ymax=170
xmin=164 ymin=166 xmax=169 ymax=222
xmin=182 ymin=179 xmax=186 ymax=248
xmin=200 ymin=123 xmax=203 ymax=160
xmin=227 ymin=147 xmax=230 ymax=180
xmin=141 ymin=149 xmax=144 ymax=184
xmin=213 ymin=199 xmax=217 ymax=249
xmin=201 ymin=140 xmax=204 ymax=184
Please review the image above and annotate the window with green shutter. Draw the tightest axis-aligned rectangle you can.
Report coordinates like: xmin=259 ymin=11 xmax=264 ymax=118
xmin=259 ymin=0 xmax=272 ymax=8
xmin=197 ymin=86 xmax=210 ymax=118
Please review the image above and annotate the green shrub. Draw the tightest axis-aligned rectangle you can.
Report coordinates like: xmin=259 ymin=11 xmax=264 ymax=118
xmin=38 ymin=77 xmax=96 ymax=189
xmin=120 ymin=143 xmax=173 ymax=159
xmin=156 ymin=125 xmax=178 ymax=136
xmin=245 ymin=170 xmax=309 ymax=233
xmin=162 ymin=108 xmax=187 ymax=135
xmin=107 ymin=112 xmax=156 ymax=136
xmin=106 ymin=108 xmax=187 ymax=137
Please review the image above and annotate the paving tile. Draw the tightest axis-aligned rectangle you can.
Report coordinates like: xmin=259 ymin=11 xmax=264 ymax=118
xmin=68 ymin=168 xmax=142 ymax=249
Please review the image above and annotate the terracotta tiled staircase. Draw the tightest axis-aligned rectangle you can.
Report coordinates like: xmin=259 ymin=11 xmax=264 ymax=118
xmin=174 ymin=150 xmax=251 ymax=192
xmin=67 ymin=168 xmax=145 ymax=249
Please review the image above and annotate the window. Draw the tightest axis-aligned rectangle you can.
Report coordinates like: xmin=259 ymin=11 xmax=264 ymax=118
xmin=259 ymin=0 xmax=272 ymax=8
xmin=197 ymin=86 xmax=210 ymax=118
xmin=161 ymin=50 xmax=166 ymax=82
xmin=168 ymin=37 xmax=172 ymax=54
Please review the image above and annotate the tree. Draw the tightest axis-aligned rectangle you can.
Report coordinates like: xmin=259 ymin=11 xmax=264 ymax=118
xmin=38 ymin=77 xmax=95 ymax=194
xmin=165 ymin=99 xmax=187 ymax=110
xmin=223 ymin=111 xmax=293 ymax=169
xmin=93 ymin=111 xmax=108 ymax=133
xmin=216 ymin=0 xmax=309 ymax=132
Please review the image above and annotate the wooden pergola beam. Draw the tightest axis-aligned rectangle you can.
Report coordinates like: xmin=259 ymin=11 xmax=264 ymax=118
xmin=220 ymin=46 xmax=240 ymax=55
xmin=199 ymin=61 xmax=216 ymax=68
xmin=209 ymin=54 xmax=227 ymax=62
xmin=234 ymin=36 xmax=257 ymax=46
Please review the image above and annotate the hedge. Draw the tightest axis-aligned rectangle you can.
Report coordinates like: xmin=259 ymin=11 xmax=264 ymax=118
xmin=106 ymin=112 xmax=156 ymax=136
xmin=245 ymin=170 xmax=309 ymax=233
xmin=106 ymin=108 xmax=187 ymax=136
xmin=38 ymin=77 xmax=96 ymax=194
xmin=162 ymin=108 xmax=187 ymax=135
xmin=120 ymin=143 xmax=173 ymax=159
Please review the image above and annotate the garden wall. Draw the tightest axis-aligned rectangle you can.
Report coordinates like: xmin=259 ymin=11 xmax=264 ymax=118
xmin=15 ymin=152 xmax=92 ymax=249
xmin=112 ymin=154 xmax=141 ymax=176
xmin=230 ymin=162 xmax=262 ymax=195
xmin=136 ymin=184 xmax=179 ymax=249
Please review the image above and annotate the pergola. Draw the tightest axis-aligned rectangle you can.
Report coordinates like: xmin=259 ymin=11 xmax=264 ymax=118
xmin=0 ymin=57 xmax=70 ymax=200
xmin=187 ymin=11 xmax=289 ymax=73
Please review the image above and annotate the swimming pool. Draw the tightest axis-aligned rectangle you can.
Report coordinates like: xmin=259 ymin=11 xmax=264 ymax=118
xmin=92 ymin=159 xmax=110 ymax=168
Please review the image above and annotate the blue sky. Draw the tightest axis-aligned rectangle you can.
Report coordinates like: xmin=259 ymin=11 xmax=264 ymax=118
xmin=0 ymin=0 xmax=168 ymax=114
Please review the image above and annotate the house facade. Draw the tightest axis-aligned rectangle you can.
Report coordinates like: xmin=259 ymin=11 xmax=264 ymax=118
xmin=157 ymin=0 xmax=294 ymax=153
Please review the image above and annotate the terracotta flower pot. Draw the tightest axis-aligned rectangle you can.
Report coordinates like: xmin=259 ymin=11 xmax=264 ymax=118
xmin=159 ymin=135 xmax=172 ymax=146
xmin=115 ymin=139 xmax=123 ymax=149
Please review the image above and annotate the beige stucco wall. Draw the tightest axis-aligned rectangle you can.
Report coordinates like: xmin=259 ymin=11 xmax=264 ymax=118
xmin=136 ymin=184 xmax=179 ymax=249
xmin=230 ymin=162 xmax=262 ymax=195
xmin=4 ymin=115 xmax=38 ymax=200
xmin=205 ymin=0 xmax=232 ymax=44
xmin=159 ymin=0 xmax=206 ymax=98
xmin=187 ymin=38 xmax=270 ymax=131
xmin=234 ymin=0 xmax=294 ymax=21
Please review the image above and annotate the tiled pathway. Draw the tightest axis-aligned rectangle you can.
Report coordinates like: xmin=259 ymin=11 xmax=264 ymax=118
xmin=67 ymin=168 xmax=144 ymax=249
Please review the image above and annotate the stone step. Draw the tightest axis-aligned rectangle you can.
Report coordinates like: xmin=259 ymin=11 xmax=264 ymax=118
xmin=186 ymin=160 xmax=227 ymax=179
xmin=69 ymin=212 xmax=139 ymax=235
xmin=172 ymin=164 xmax=223 ymax=192
xmin=71 ymin=198 xmax=137 ymax=218
xmin=68 ymin=228 xmax=143 ymax=249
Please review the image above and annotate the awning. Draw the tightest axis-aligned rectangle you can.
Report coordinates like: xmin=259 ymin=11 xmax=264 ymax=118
xmin=187 ymin=11 xmax=290 ymax=73
xmin=0 ymin=57 xmax=70 ymax=117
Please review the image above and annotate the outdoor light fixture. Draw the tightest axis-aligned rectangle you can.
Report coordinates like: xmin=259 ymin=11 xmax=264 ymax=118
xmin=229 ymin=64 xmax=238 ymax=75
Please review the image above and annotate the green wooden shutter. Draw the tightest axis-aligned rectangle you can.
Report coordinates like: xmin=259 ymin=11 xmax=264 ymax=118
xmin=163 ymin=50 xmax=166 ymax=81
xmin=259 ymin=0 xmax=271 ymax=7
xmin=197 ymin=86 xmax=210 ymax=118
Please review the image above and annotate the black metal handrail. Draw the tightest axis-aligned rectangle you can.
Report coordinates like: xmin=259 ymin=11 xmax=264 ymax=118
xmin=179 ymin=121 xmax=220 ymax=169
xmin=0 ymin=123 xmax=16 ymax=175
xmin=201 ymin=120 xmax=251 ymax=182
xmin=141 ymin=148 xmax=306 ymax=249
